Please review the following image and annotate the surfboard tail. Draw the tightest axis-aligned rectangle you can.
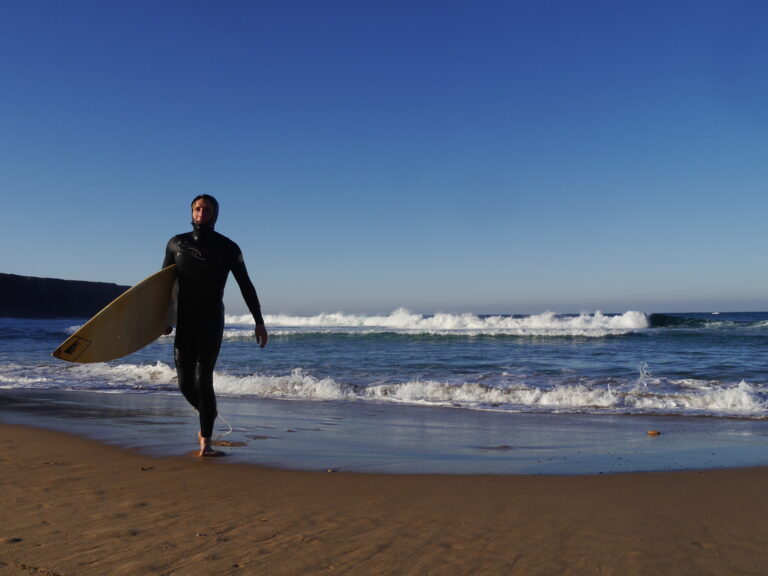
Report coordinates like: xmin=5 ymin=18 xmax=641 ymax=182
xmin=50 ymin=265 xmax=176 ymax=363
xmin=52 ymin=336 xmax=93 ymax=362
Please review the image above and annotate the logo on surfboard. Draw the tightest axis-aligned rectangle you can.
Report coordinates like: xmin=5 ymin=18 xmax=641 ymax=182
xmin=54 ymin=337 xmax=92 ymax=361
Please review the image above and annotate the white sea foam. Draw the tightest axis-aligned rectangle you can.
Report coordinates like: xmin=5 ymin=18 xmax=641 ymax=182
xmin=214 ymin=368 xmax=355 ymax=401
xmin=627 ymin=380 xmax=763 ymax=414
xmin=238 ymin=364 xmax=749 ymax=416
xmin=198 ymin=370 xmax=762 ymax=417
xmin=0 ymin=362 xmax=179 ymax=392
xmin=0 ymin=363 xmax=53 ymax=388
xmin=224 ymin=309 xmax=649 ymax=337
xmin=0 ymin=373 xmax=50 ymax=386
xmin=359 ymin=380 xmax=621 ymax=410
xmin=3 ymin=359 xmax=764 ymax=417
xmin=68 ymin=361 xmax=178 ymax=387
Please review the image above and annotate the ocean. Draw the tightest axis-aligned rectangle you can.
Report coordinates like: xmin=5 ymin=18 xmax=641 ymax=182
xmin=2 ymin=309 xmax=768 ymax=474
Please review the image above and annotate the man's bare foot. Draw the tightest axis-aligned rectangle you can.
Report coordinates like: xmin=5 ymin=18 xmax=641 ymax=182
xmin=198 ymin=434 xmax=219 ymax=457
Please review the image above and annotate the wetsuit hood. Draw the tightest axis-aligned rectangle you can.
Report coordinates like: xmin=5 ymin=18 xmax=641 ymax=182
xmin=191 ymin=194 xmax=219 ymax=239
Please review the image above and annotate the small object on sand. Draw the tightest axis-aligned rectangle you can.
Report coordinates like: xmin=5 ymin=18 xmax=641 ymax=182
xmin=647 ymin=430 xmax=661 ymax=436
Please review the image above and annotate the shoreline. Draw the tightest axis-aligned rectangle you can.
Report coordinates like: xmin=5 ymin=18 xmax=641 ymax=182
xmin=2 ymin=388 xmax=768 ymax=475
xmin=2 ymin=422 xmax=768 ymax=575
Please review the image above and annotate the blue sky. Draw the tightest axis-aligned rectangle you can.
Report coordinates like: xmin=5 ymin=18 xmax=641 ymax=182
xmin=2 ymin=0 xmax=767 ymax=315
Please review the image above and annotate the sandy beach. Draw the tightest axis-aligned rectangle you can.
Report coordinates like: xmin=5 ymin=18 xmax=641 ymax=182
xmin=2 ymin=423 xmax=767 ymax=575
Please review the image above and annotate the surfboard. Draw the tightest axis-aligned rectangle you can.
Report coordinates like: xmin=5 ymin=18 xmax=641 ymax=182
xmin=52 ymin=265 xmax=177 ymax=363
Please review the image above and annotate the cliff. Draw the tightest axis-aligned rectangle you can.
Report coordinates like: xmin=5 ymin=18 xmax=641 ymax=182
xmin=0 ymin=273 xmax=129 ymax=318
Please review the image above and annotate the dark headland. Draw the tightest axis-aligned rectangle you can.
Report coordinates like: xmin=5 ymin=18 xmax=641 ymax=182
xmin=0 ymin=272 xmax=128 ymax=318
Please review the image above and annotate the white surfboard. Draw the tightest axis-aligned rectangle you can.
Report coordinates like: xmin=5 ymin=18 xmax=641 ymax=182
xmin=52 ymin=265 xmax=177 ymax=363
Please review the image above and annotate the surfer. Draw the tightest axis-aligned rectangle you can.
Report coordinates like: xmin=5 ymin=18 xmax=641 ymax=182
xmin=163 ymin=194 xmax=268 ymax=457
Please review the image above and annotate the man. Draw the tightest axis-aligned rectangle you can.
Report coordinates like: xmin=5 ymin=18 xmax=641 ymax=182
xmin=163 ymin=194 xmax=268 ymax=456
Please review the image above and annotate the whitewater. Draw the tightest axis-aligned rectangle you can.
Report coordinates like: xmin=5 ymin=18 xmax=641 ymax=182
xmin=1 ymin=309 xmax=767 ymax=419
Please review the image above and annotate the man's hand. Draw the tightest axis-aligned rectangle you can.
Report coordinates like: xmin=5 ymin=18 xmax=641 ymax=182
xmin=255 ymin=324 xmax=268 ymax=348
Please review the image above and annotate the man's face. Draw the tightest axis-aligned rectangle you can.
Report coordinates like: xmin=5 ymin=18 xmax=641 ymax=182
xmin=192 ymin=198 xmax=215 ymax=225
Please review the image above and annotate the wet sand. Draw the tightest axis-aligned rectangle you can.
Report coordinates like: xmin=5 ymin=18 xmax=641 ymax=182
xmin=2 ymin=423 xmax=768 ymax=575
xmin=4 ymin=389 xmax=768 ymax=475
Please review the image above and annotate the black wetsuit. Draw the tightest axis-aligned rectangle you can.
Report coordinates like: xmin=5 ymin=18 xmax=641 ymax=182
xmin=163 ymin=225 xmax=264 ymax=438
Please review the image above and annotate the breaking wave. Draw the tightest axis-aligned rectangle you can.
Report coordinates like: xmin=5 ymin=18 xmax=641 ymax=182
xmin=3 ymin=362 xmax=764 ymax=419
xmin=224 ymin=308 xmax=649 ymax=337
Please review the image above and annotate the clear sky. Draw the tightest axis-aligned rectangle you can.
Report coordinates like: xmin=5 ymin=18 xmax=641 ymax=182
xmin=2 ymin=0 xmax=767 ymax=315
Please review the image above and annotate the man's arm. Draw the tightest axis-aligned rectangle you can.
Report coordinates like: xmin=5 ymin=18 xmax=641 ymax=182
xmin=230 ymin=250 xmax=268 ymax=348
